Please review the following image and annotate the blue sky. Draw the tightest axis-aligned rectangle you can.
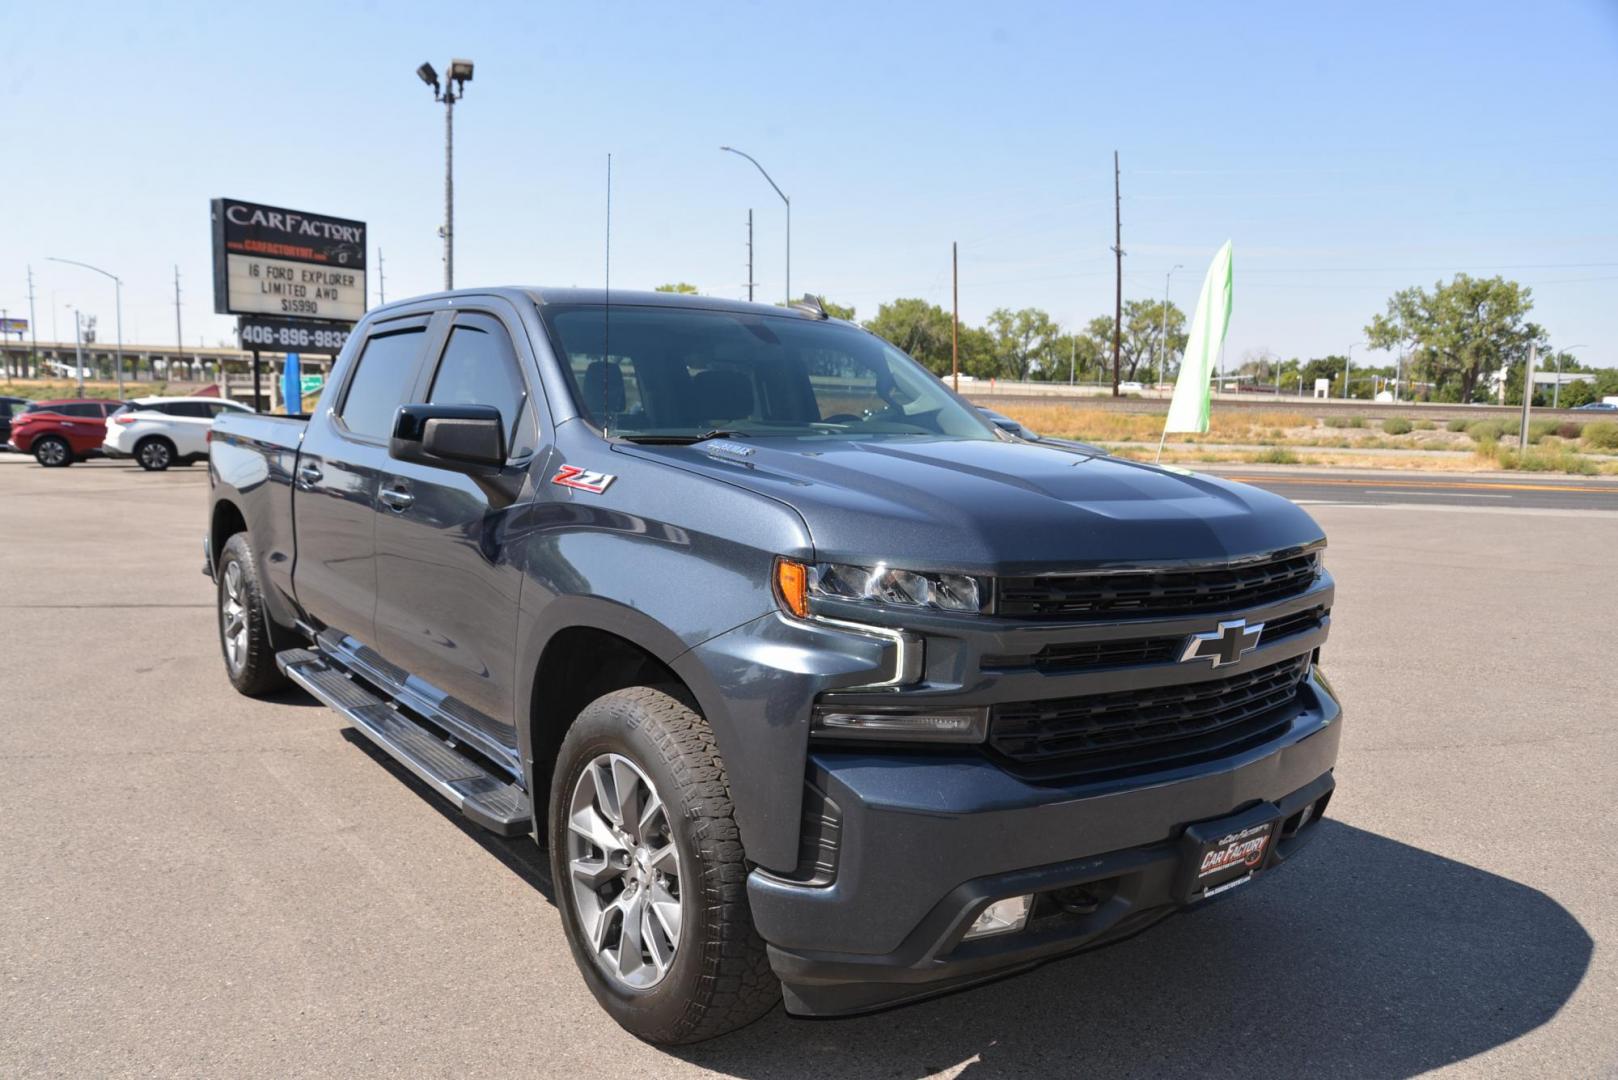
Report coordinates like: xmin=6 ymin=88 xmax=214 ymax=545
xmin=5 ymin=0 xmax=1616 ymax=369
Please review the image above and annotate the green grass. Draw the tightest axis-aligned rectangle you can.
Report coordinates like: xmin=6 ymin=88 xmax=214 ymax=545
xmin=1496 ymin=447 xmax=1599 ymax=475
xmin=1382 ymin=417 xmax=1413 ymax=435
xmin=1446 ymin=418 xmax=1469 ymax=432
xmin=1251 ymin=447 xmax=1300 ymax=464
xmin=1414 ymin=419 xmax=1437 ymax=430
xmin=1323 ymin=415 xmax=1368 ymax=429
xmin=1466 ymin=419 xmax=1508 ymax=442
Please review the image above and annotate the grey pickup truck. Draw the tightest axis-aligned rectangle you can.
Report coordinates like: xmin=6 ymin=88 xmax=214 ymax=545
xmin=207 ymin=287 xmax=1341 ymax=1044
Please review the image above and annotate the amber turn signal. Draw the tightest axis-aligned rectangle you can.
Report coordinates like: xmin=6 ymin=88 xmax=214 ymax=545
xmin=774 ymin=558 xmax=810 ymax=619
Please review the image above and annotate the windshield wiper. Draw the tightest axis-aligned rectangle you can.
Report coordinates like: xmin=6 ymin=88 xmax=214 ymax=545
xmin=616 ymin=429 xmax=751 ymax=445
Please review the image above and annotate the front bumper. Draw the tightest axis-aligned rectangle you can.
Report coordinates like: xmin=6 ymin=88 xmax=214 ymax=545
xmin=750 ymin=671 xmax=1341 ymax=1016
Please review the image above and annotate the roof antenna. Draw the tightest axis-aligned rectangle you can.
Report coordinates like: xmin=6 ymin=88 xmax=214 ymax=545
xmin=603 ymin=152 xmax=612 ymax=435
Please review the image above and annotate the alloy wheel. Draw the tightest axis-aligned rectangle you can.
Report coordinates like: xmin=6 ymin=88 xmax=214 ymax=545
xmin=220 ymin=561 xmax=248 ymax=673
xmin=37 ymin=439 xmax=67 ymax=466
xmin=566 ymin=752 xmax=683 ymax=990
xmin=139 ymin=441 xmax=171 ymax=469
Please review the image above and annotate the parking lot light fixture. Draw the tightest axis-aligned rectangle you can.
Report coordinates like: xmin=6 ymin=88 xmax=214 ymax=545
xmin=419 ymin=58 xmax=474 ymax=290
xmin=721 ymin=146 xmax=790 ymax=305
xmin=47 ymin=257 xmax=122 ymax=398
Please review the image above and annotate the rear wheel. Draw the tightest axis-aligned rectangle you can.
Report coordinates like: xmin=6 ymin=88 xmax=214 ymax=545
xmin=216 ymin=533 xmax=288 ymax=696
xmin=135 ymin=436 xmax=174 ymax=471
xmin=549 ymin=687 xmax=779 ymax=1044
xmin=33 ymin=436 xmax=71 ymax=467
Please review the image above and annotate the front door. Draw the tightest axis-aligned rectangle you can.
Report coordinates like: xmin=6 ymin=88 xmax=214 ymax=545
xmin=372 ymin=306 xmax=543 ymax=754
xmin=293 ymin=313 xmax=439 ymax=646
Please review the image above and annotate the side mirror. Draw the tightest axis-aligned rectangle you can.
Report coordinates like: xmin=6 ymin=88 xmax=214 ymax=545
xmin=390 ymin=403 xmax=506 ymax=474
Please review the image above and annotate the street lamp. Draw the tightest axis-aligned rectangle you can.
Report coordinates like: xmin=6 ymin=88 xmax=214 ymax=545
xmin=721 ymin=146 xmax=790 ymax=304
xmin=417 ymin=58 xmax=474 ymax=290
xmin=1157 ymin=264 xmax=1183 ymax=388
xmin=47 ymin=257 xmax=123 ymax=397
xmin=1344 ymin=341 xmax=1364 ymax=400
xmin=1551 ymin=344 xmax=1587 ymax=408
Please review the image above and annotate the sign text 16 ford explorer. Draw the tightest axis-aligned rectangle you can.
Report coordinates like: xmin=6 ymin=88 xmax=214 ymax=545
xmin=206 ymin=288 xmax=1341 ymax=1044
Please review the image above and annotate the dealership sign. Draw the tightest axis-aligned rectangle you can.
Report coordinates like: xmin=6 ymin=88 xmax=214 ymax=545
xmin=212 ymin=197 xmax=367 ymax=322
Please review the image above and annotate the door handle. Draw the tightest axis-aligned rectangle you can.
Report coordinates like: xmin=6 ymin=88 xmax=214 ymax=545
xmin=379 ymin=486 xmax=415 ymax=512
xmin=296 ymin=462 xmax=323 ymax=486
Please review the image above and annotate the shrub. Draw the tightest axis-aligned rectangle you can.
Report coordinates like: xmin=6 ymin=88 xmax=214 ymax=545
xmin=1584 ymin=421 xmax=1618 ymax=451
xmin=1324 ymin=415 xmax=1350 ymax=428
xmin=1466 ymin=419 xmax=1507 ymax=442
xmin=1527 ymin=419 xmax=1561 ymax=445
xmin=1415 ymin=419 xmax=1437 ymax=430
xmin=1252 ymin=447 xmax=1299 ymax=465
xmin=1382 ymin=417 xmax=1413 ymax=435
xmin=1446 ymin=418 xmax=1469 ymax=432
xmin=1502 ymin=447 xmax=1598 ymax=475
xmin=1556 ymin=421 xmax=1584 ymax=440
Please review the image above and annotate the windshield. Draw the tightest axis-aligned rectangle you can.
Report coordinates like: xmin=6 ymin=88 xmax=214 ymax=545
xmin=541 ymin=304 xmax=996 ymax=442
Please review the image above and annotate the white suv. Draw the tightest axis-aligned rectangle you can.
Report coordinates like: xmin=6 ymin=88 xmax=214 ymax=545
xmin=104 ymin=397 xmax=253 ymax=471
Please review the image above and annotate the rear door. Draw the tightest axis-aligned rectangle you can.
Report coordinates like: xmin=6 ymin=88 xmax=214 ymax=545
xmin=294 ymin=312 xmax=442 ymax=646
xmin=372 ymin=305 xmax=543 ymax=752
xmin=162 ymin=401 xmax=216 ymax=457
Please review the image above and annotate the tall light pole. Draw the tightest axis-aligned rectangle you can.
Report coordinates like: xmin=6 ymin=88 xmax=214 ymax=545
xmin=1551 ymin=344 xmax=1586 ymax=408
xmin=1344 ymin=342 xmax=1362 ymax=400
xmin=1158 ymin=264 xmax=1183 ymax=388
xmin=66 ymin=304 xmax=85 ymax=397
xmin=721 ymin=146 xmax=789 ymax=304
xmin=48 ymin=257 xmax=123 ymax=397
xmin=417 ymin=59 xmax=474 ymax=290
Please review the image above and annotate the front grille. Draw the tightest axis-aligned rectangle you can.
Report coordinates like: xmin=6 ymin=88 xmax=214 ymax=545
xmin=989 ymin=655 xmax=1311 ymax=779
xmin=980 ymin=606 xmax=1327 ymax=675
xmin=996 ymin=549 xmax=1320 ymax=621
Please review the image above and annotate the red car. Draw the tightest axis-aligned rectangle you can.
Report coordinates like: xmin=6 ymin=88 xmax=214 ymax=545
xmin=7 ymin=399 xmax=124 ymax=467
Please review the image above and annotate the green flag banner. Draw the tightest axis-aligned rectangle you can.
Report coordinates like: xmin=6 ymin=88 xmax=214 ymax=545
xmin=1162 ymin=241 xmax=1234 ymax=437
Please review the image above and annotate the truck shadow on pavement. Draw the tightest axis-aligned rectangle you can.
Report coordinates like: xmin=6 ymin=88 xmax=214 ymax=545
xmin=339 ymin=733 xmax=1590 ymax=1078
xmin=687 ymin=819 xmax=1593 ymax=1079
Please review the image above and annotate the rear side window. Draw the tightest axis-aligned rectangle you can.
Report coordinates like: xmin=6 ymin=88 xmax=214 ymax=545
xmin=340 ymin=327 xmax=426 ymax=439
xmin=427 ymin=314 xmax=535 ymax=456
xmin=61 ymin=403 xmax=105 ymax=418
xmin=168 ymin=402 xmax=213 ymax=418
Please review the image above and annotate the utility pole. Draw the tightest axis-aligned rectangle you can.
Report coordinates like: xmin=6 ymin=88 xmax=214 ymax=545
xmin=1111 ymin=150 xmax=1124 ymax=397
xmin=27 ymin=265 xmax=38 ymax=378
xmin=174 ymin=266 xmax=184 ymax=377
xmin=951 ymin=241 xmax=960 ymax=393
xmin=1159 ymin=264 xmax=1182 ymax=389
xmin=71 ymin=307 xmax=85 ymax=397
xmin=746 ymin=211 xmax=754 ymax=302
xmin=1518 ymin=342 xmax=1536 ymax=449
xmin=378 ymin=248 xmax=387 ymax=305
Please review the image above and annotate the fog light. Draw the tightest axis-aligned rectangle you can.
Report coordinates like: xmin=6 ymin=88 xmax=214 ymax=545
xmin=963 ymin=895 xmax=1032 ymax=940
xmin=811 ymin=705 xmax=988 ymax=743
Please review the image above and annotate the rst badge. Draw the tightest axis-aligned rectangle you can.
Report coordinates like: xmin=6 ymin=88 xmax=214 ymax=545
xmin=552 ymin=464 xmax=616 ymax=494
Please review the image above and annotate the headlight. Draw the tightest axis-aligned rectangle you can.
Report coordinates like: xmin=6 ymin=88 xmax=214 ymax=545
xmin=796 ymin=561 xmax=982 ymax=613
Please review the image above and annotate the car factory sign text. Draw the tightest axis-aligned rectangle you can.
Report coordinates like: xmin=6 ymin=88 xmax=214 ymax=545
xmin=212 ymin=197 xmax=367 ymax=322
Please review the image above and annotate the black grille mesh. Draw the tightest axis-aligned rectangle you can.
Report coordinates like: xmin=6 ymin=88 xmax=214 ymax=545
xmin=996 ymin=550 xmax=1320 ymax=621
xmin=989 ymin=655 xmax=1311 ymax=776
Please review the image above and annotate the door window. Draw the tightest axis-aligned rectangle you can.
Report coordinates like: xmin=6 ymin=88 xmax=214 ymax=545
xmin=339 ymin=327 xmax=427 ymax=440
xmin=169 ymin=401 xmax=213 ymax=418
xmin=427 ymin=314 xmax=536 ymax=456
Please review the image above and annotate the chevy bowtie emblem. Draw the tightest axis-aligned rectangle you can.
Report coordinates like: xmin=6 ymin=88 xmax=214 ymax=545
xmin=552 ymin=464 xmax=616 ymax=494
xmin=1180 ymin=619 xmax=1264 ymax=668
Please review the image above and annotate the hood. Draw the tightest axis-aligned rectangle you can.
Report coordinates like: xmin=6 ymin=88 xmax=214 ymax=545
xmin=615 ymin=436 xmax=1324 ymax=575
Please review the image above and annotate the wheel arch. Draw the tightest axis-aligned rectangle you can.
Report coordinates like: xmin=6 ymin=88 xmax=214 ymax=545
xmin=520 ymin=600 xmax=735 ymax=849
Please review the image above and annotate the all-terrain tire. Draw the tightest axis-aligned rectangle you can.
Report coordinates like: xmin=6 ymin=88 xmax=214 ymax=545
xmin=216 ymin=532 xmax=289 ymax=697
xmin=549 ymin=686 xmax=780 ymax=1044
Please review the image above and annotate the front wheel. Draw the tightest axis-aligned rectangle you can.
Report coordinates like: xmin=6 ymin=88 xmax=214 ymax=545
xmin=549 ymin=687 xmax=780 ymax=1044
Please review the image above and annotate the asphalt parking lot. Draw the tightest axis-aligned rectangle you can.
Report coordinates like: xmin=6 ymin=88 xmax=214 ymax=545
xmin=2 ymin=453 xmax=1614 ymax=1078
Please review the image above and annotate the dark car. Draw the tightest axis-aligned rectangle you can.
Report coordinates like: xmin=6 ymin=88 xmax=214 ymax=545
xmin=207 ymin=288 xmax=1340 ymax=1044
xmin=0 ymin=396 xmax=29 ymax=448
xmin=8 ymin=398 xmax=122 ymax=466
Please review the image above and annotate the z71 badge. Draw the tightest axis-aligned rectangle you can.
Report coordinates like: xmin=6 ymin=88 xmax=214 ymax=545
xmin=552 ymin=464 xmax=616 ymax=494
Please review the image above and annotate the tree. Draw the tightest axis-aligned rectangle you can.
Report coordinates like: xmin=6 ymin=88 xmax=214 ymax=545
xmin=1041 ymin=332 xmax=1103 ymax=382
xmin=1365 ymin=274 xmax=1541 ymax=404
xmin=863 ymin=298 xmax=953 ymax=374
xmin=655 ymin=282 xmax=700 ymax=294
xmin=820 ymin=297 xmax=856 ymax=321
xmin=985 ymin=308 xmax=1060 ymax=381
